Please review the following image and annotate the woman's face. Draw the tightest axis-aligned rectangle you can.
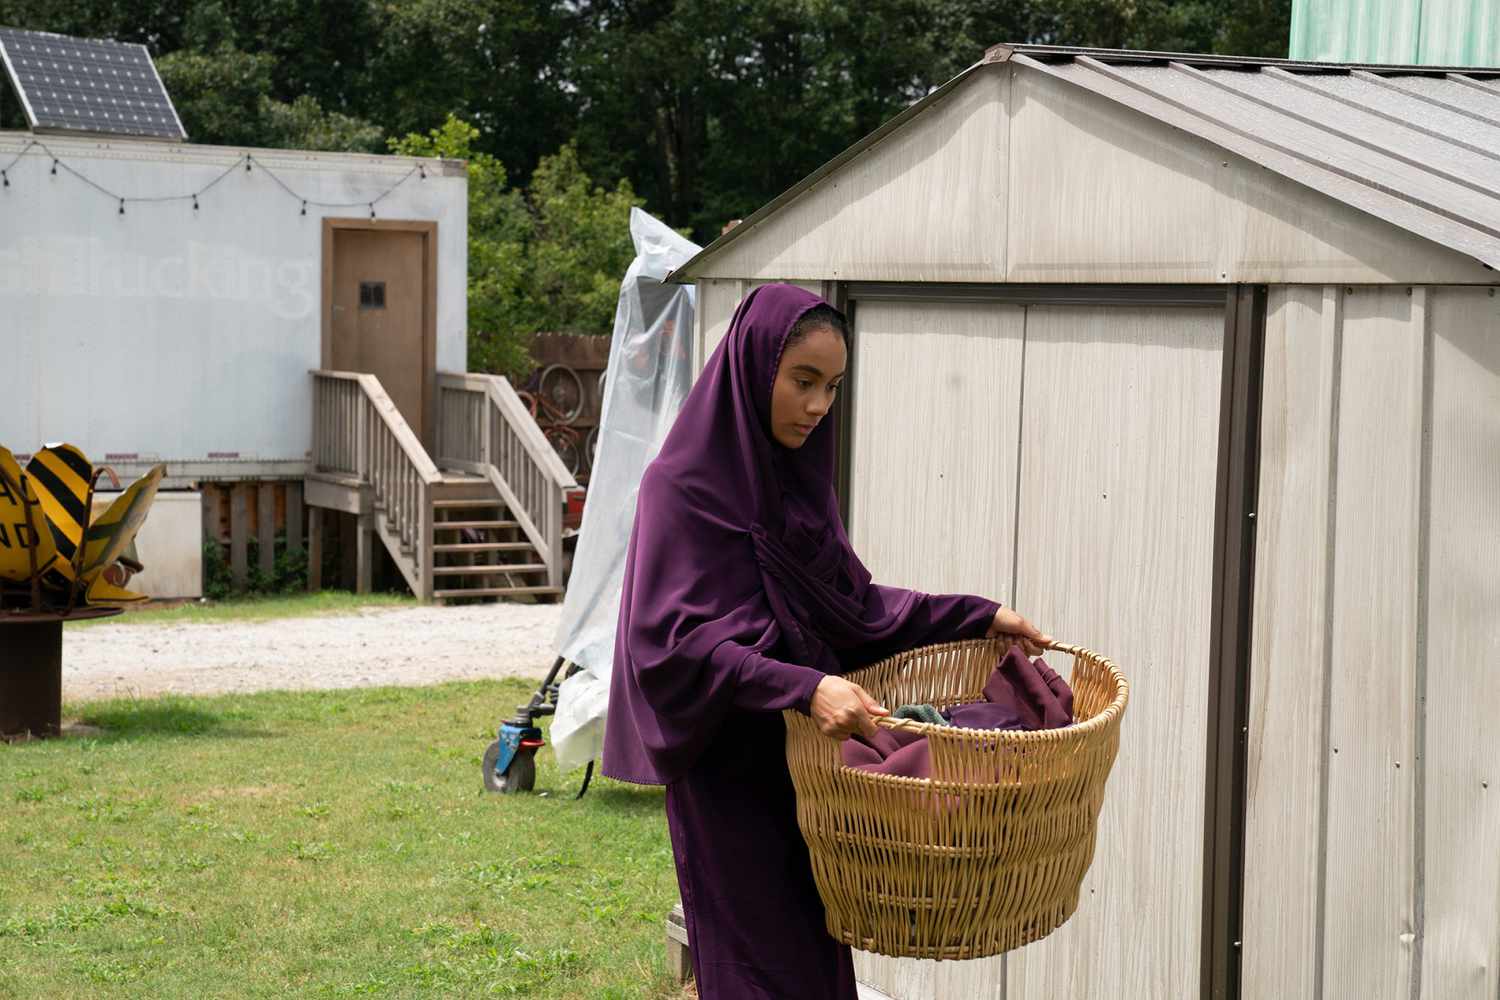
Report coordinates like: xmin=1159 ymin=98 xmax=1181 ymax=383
xmin=770 ymin=325 xmax=847 ymax=449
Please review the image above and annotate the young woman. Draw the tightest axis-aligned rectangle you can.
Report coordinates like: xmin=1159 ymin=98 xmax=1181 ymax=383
xmin=603 ymin=283 xmax=1049 ymax=999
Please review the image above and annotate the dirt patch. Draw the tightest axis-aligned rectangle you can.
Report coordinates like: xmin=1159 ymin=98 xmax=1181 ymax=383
xmin=63 ymin=603 xmax=565 ymax=701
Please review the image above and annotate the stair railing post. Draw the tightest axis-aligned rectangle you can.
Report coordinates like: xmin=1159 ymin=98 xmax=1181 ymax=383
xmin=356 ymin=393 xmax=369 ymax=485
xmin=419 ymin=488 xmax=434 ymax=601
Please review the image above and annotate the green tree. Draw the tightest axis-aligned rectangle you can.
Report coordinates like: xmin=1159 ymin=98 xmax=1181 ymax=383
xmin=390 ymin=116 xmax=534 ymax=377
xmin=392 ymin=119 xmax=644 ymax=376
xmin=520 ymin=143 xmax=644 ymax=336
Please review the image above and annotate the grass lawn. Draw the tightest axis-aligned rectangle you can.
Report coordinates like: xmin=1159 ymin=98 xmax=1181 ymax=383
xmin=65 ymin=591 xmax=420 ymax=629
xmin=0 ymin=678 xmax=683 ymax=999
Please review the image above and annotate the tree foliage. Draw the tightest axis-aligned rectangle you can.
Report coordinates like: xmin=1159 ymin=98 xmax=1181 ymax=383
xmin=0 ymin=0 xmax=1293 ymax=358
xmin=390 ymin=118 xmax=641 ymax=377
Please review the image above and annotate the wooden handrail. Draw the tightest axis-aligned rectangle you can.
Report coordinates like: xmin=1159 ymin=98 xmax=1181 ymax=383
xmin=313 ymin=369 xmax=442 ymax=484
xmin=434 ymin=370 xmax=577 ymax=589
xmin=312 ymin=369 xmax=438 ymax=598
xmin=436 ymin=372 xmax=577 ymax=490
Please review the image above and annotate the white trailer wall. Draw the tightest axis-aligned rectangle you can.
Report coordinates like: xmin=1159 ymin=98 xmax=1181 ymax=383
xmin=0 ymin=134 xmax=467 ymax=467
xmin=1244 ymin=284 xmax=1500 ymax=1000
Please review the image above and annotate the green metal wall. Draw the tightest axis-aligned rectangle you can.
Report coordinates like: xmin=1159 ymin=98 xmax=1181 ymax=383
xmin=1290 ymin=0 xmax=1500 ymax=65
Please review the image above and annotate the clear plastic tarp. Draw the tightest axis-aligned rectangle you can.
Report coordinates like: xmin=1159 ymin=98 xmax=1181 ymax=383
xmin=549 ymin=208 xmax=700 ymax=773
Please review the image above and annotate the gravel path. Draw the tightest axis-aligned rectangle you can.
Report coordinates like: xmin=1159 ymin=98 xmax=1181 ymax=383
xmin=62 ymin=603 xmax=565 ymax=701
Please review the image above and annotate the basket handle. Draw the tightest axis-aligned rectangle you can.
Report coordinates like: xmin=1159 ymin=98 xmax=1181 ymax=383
xmin=868 ymin=637 xmax=1081 ymax=733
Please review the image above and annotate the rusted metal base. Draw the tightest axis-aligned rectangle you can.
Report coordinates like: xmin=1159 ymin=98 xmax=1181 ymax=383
xmin=0 ymin=606 xmax=120 ymax=739
xmin=1 ymin=621 xmax=63 ymax=737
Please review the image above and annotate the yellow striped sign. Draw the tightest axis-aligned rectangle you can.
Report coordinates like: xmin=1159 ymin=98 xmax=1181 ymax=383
xmin=0 ymin=446 xmax=61 ymax=583
xmin=84 ymin=574 xmax=148 ymax=606
xmin=79 ymin=464 xmax=164 ymax=585
xmin=25 ymin=443 xmax=92 ymax=576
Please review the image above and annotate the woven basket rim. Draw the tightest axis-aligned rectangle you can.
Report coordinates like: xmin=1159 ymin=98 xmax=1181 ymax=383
xmin=830 ymin=637 xmax=1129 ymax=790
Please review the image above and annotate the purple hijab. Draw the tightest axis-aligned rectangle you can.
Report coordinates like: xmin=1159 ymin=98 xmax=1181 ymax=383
xmin=603 ymin=283 xmax=983 ymax=785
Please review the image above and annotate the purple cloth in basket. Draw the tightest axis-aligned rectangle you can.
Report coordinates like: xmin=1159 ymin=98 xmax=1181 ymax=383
xmin=841 ymin=645 xmax=1075 ymax=778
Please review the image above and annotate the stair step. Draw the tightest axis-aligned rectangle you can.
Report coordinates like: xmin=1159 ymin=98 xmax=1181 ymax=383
xmin=433 ymin=563 xmax=547 ymax=577
xmin=432 ymin=520 xmax=520 ymax=531
xmin=432 ymin=498 xmax=503 ymax=509
xmin=433 ymin=542 xmax=536 ymax=554
xmin=434 ymin=586 xmax=563 ymax=600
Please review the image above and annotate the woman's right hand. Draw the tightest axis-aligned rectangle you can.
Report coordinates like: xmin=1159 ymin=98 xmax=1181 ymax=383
xmin=810 ymin=675 xmax=888 ymax=741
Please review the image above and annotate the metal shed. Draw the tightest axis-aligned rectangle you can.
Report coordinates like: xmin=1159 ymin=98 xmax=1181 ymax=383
xmin=672 ymin=44 xmax=1500 ymax=1000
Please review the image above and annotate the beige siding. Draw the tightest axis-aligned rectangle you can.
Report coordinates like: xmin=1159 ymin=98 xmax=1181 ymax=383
xmin=680 ymin=64 xmax=1491 ymax=286
xmin=846 ymin=301 xmax=1223 ymax=998
xmin=1244 ymin=285 xmax=1500 ymax=1000
xmin=1420 ymin=287 xmax=1500 ymax=1000
xmin=1005 ymin=71 xmax=1490 ymax=285
xmin=1241 ymin=286 xmax=1341 ymax=999
xmin=1004 ymin=305 xmax=1223 ymax=999
xmin=692 ymin=279 xmax=828 ymax=373
xmin=847 ymin=300 xmax=1024 ymax=598
xmin=694 ymin=278 xmax=746 ymax=370
xmin=1324 ymin=286 xmax=1425 ymax=999
xmin=696 ymin=69 xmax=1011 ymax=283
xmin=846 ymin=299 xmax=1025 ymax=996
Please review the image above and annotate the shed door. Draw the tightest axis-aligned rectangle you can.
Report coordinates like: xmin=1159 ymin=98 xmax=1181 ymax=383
xmin=847 ymin=295 xmax=1224 ymax=999
xmin=328 ymin=228 xmax=430 ymax=444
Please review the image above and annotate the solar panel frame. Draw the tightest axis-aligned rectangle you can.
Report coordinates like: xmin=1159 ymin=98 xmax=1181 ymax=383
xmin=0 ymin=27 xmax=186 ymax=141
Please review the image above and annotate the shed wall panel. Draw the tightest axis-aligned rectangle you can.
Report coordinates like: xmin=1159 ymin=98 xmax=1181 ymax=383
xmin=1242 ymin=285 xmax=1341 ymax=1000
xmin=1003 ymin=305 xmax=1222 ymax=999
xmin=695 ymin=70 xmax=1010 ymax=283
xmin=680 ymin=62 xmax=1494 ymax=287
xmin=1419 ymin=286 xmax=1500 ymax=1000
xmin=1005 ymin=69 xmax=1492 ymax=286
xmin=693 ymin=279 xmax=822 ymax=371
xmin=847 ymin=300 xmax=1023 ymax=599
xmin=1321 ymin=286 xmax=1424 ymax=1000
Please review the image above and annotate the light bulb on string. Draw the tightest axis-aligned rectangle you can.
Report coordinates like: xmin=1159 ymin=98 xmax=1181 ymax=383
xmin=368 ymin=203 xmax=375 ymax=220
xmin=118 ymin=198 xmax=125 ymax=215
xmin=300 ymin=200 xmax=307 ymax=216
xmin=1 ymin=170 xmax=8 ymax=188
xmin=192 ymin=193 xmax=199 ymax=211
xmin=50 ymin=159 xmax=58 ymax=175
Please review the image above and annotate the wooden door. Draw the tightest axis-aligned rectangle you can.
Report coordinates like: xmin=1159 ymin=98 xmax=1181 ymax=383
xmin=327 ymin=226 xmax=431 ymax=444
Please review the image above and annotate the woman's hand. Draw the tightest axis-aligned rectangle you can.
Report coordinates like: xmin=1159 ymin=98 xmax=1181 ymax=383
xmin=810 ymin=675 xmax=888 ymax=741
xmin=987 ymin=607 xmax=1053 ymax=657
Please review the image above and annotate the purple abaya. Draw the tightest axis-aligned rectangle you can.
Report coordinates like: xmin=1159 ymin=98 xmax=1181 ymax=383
xmin=602 ymin=283 xmax=998 ymax=998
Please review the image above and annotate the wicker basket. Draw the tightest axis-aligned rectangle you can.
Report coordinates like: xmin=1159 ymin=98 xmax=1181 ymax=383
xmin=783 ymin=637 xmax=1128 ymax=960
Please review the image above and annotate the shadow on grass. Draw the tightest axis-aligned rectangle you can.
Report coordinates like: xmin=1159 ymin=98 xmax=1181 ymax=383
xmin=573 ymin=782 xmax=667 ymax=817
xmin=70 ymin=699 xmax=271 ymax=741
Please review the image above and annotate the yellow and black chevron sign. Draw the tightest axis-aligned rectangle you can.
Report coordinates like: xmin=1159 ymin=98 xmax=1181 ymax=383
xmin=25 ymin=444 xmax=93 ymax=578
xmin=0 ymin=446 xmax=61 ymax=583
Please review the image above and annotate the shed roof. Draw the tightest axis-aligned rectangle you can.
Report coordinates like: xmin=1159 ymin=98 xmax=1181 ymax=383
xmin=674 ymin=44 xmax=1500 ymax=279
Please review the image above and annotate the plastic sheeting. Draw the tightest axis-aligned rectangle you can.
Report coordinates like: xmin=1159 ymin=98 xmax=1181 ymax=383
xmin=549 ymin=208 xmax=700 ymax=773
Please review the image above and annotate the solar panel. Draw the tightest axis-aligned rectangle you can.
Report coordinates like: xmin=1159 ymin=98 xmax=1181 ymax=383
xmin=0 ymin=27 xmax=185 ymax=140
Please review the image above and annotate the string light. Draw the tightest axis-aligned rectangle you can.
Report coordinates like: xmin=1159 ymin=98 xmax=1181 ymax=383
xmin=0 ymin=139 xmax=425 ymax=219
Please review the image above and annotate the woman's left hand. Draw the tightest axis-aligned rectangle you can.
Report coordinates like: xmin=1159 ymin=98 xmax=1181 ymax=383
xmin=987 ymin=607 xmax=1052 ymax=657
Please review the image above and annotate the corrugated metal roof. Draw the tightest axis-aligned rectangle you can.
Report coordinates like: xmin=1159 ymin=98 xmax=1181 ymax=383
xmin=997 ymin=45 xmax=1500 ymax=270
xmin=673 ymin=45 xmax=1500 ymax=280
xmin=1290 ymin=0 xmax=1500 ymax=67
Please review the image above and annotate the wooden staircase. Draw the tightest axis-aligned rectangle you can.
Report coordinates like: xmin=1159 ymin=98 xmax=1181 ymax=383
xmin=306 ymin=370 xmax=577 ymax=602
xmin=429 ymin=496 xmax=559 ymax=601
